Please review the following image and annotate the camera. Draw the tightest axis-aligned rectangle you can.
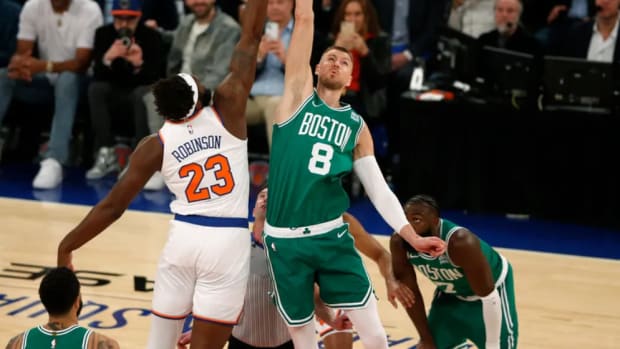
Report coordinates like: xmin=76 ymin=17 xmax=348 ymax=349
xmin=117 ymin=28 xmax=133 ymax=47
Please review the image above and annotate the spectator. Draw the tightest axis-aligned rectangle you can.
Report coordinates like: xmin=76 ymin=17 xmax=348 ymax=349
xmin=478 ymin=0 xmax=542 ymax=55
xmin=553 ymin=0 xmax=619 ymax=62
xmin=0 ymin=0 xmax=20 ymax=158
xmin=0 ymin=0 xmax=102 ymax=189
xmin=366 ymin=0 xmax=452 ymax=178
xmin=4 ymin=267 xmax=120 ymax=349
xmin=245 ymin=0 xmax=294 ymax=149
xmin=448 ymin=0 xmax=496 ymax=38
xmin=86 ymin=0 xmax=164 ymax=180
xmin=0 ymin=0 xmax=20 ymax=69
xmin=142 ymin=0 xmax=241 ymax=190
xmin=317 ymin=0 xmax=390 ymax=122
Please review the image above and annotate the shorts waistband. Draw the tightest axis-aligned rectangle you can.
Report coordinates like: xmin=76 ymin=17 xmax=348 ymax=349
xmin=174 ymin=214 xmax=248 ymax=228
xmin=264 ymin=217 xmax=344 ymax=238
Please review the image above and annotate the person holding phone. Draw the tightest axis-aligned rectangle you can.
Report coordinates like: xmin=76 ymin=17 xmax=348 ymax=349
xmin=245 ymin=0 xmax=295 ymax=149
xmin=313 ymin=0 xmax=390 ymax=122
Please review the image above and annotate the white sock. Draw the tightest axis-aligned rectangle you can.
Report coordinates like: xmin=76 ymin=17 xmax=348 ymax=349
xmin=345 ymin=297 xmax=388 ymax=349
xmin=145 ymin=314 xmax=185 ymax=349
xmin=287 ymin=321 xmax=317 ymax=349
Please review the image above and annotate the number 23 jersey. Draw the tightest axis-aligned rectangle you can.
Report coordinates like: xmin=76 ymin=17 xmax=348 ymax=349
xmin=267 ymin=91 xmax=364 ymax=228
xmin=158 ymin=106 xmax=249 ymax=218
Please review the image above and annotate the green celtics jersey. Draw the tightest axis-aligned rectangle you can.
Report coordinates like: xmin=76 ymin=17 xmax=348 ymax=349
xmin=22 ymin=325 xmax=91 ymax=349
xmin=267 ymin=91 xmax=364 ymax=228
xmin=406 ymin=219 xmax=507 ymax=297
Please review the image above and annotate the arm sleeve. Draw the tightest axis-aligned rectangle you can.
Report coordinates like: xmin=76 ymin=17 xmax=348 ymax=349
xmin=481 ymin=289 xmax=502 ymax=349
xmin=353 ymin=155 xmax=409 ymax=233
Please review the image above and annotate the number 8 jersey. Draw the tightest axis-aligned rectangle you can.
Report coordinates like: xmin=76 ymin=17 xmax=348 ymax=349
xmin=266 ymin=91 xmax=364 ymax=228
xmin=158 ymin=106 xmax=249 ymax=219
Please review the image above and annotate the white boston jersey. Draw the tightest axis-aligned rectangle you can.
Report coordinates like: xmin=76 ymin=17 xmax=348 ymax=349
xmin=159 ymin=107 xmax=249 ymax=218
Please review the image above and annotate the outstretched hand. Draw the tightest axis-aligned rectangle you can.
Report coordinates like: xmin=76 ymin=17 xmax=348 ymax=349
xmin=386 ymin=278 xmax=415 ymax=309
xmin=410 ymin=236 xmax=446 ymax=257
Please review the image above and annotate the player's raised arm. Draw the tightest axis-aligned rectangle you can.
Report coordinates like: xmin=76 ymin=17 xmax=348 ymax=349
xmin=275 ymin=0 xmax=315 ymax=123
xmin=214 ymin=0 xmax=268 ymax=139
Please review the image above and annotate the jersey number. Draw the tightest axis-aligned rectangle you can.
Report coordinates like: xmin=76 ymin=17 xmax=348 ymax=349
xmin=178 ymin=154 xmax=235 ymax=202
xmin=308 ymin=142 xmax=334 ymax=175
xmin=435 ymin=282 xmax=456 ymax=294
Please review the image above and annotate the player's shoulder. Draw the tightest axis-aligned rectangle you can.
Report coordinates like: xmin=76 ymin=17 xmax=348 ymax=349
xmin=87 ymin=331 xmax=120 ymax=349
xmin=447 ymin=227 xmax=478 ymax=251
xmin=5 ymin=332 xmax=24 ymax=349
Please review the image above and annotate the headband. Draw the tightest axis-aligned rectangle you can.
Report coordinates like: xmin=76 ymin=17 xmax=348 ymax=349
xmin=178 ymin=73 xmax=199 ymax=118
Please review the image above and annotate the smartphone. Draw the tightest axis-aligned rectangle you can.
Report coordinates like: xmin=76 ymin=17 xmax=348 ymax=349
xmin=265 ymin=21 xmax=279 ymax=41
xmin=340 ymin=21 xmax=355 ymax=35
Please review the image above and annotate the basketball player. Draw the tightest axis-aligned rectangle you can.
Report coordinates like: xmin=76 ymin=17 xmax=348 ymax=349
xmin=262 ymin=0 xmax=446 ymax=348
xmin=176 ymin=187 xmax=415 ymax=349
xmin=56 ymin=0 xmax=268 ymax=348
xmin=4 ymin=267 xmax=120 ymax=349
xmin=391 ymin=195 xmax=519 ymax=349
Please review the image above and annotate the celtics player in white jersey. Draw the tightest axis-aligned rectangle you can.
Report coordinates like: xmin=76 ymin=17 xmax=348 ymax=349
xmin=5 ymin=267 xmax=119 ymax=349
xmin=264 ymin=0 xmax=446 ymax=348
xmin=391 ymin=195 xmax=519 ymax=349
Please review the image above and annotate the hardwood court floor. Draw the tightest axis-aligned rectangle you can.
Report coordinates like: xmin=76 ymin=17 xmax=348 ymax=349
xmin=0 ymin=197 xmax=619 ymax=348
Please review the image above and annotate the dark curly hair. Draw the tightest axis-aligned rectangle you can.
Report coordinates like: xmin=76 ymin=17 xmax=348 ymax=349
xmin=405 ymin=194 xmax=440 ymax=216
xmin=153 ymin=75 xmax=195 ymax=121
xmin=39 ymin=267 xmax=80 ymax=316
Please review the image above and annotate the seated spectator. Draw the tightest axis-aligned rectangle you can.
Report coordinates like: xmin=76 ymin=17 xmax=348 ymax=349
xmin=87 ymin=0 xmax=163 ymax=180
xmin=0 ymin=0 xmax=20 ymax=69
xmin=448 ymin=0 xmax=496 ymax=38
xmin=4 ymin=267 xmax=120 ymax=349
xmin=142 ymin=0 xmax=240 ymax=190
xmin=553 ymin=0 xmax=619 ymax=63
xmin=478 ymin=0 xmax=542 ymax=55
xmin=372 ymin=0 xmax=452 ymax=170
xmin=316 ymin=0 xmax=390 ymax=122
xmin=0 ymin=0 xmax=102 ymax=189
xmin=245 ymin=0 xmax=293 ymax=149
xmin=0 ymin=0 xmax=20 ymax=157
xmin=533 ymin=0 xmax=595 ymax=49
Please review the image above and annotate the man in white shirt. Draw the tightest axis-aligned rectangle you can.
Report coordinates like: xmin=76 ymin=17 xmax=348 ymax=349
xmin=553 ymin=0 xmax=620 ymax=62
xmin=0 ymin=0 xmax=102 ymax=189
xmin=586 ymin=0 xmax=619 ymax=62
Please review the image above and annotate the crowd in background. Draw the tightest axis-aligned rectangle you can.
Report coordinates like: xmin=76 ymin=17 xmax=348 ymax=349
xmin=0 ymin=0 xmax=618 ymax=191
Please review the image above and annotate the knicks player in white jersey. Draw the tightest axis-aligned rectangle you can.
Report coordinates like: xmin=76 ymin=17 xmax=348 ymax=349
xmin=56 ymin=0 xmax=269 ymax=348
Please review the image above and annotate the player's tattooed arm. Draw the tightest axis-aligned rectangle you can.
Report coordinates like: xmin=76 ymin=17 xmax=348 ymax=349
xmin=5 ymin=334 xmax=23 ymax=349
xmin=89 ymin=332 xmax=120 ymax=349
xmin=214 ymin=0 xmax=268 ymax=139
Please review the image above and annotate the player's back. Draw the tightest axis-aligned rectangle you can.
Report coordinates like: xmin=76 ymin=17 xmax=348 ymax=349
xmin=21 ymin=325 xmax=91 ymax=349
xmin=159 ymin=107 xmax=249 ymax=219
xmin=267 ymin=91 xmax=364 ymax=228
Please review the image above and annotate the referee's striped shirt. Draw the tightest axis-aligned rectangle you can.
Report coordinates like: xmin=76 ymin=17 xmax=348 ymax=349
xmin=232 ymin=243 xmax=291 ymax=347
